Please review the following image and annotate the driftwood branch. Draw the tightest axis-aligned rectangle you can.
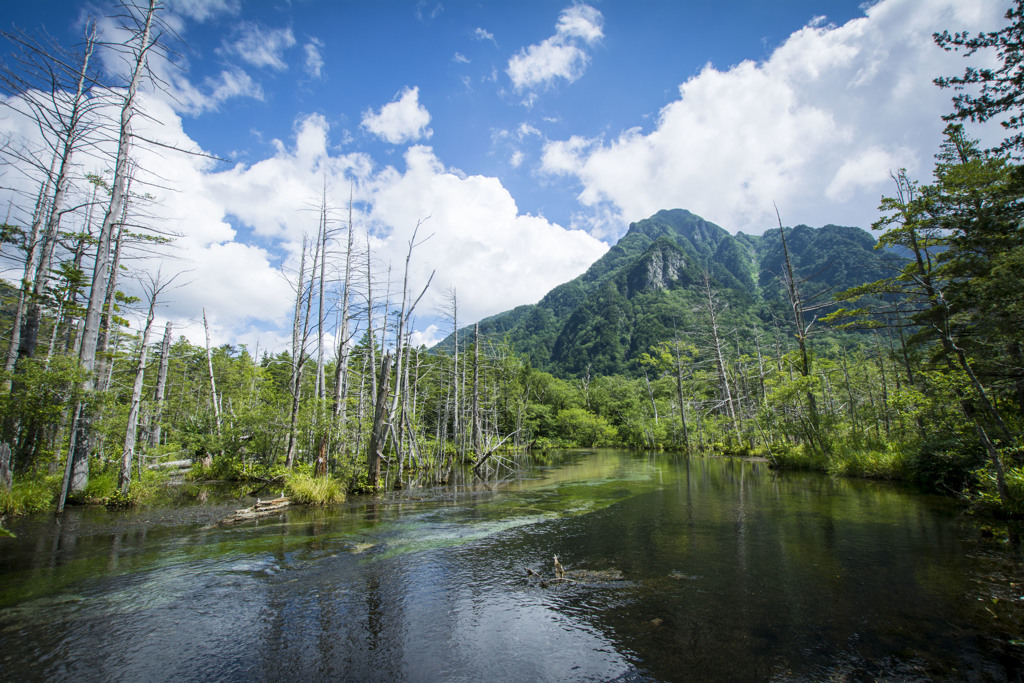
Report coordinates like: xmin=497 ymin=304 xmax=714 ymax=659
xmin=214 ymin=496 xmax=291 ymax=527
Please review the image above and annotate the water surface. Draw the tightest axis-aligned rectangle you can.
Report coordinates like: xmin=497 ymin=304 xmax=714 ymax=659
xmin=1 ymin=451 xmax=1022 ymax=681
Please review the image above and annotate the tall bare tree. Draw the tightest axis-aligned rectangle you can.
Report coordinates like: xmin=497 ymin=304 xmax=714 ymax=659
xmin=62 ymin=0 xmax=161 ymax=507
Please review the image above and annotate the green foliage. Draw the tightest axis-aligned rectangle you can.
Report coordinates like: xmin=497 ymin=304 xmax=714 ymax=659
xmin=553 ymin=407 xmax=617 ymax=447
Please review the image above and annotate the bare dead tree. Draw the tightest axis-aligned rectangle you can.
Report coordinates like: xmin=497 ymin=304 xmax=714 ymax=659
xmin=62 ymin=0 xmax=161 ymax=508
xmin=119 ymin=270 xmax=177 ymax=492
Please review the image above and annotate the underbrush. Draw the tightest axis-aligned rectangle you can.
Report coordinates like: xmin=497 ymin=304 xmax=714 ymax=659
xmin=0 ymin=475 xmax=60 ymax=516
xmin=80 ymin=467 xmax=170 ymax=507
xmin=969 ymin=459 xmax=1024 ymax=517
xmin=826 ymin=445 xmax=908 ymax=480
xmin=766 ymin=443 xmax=827 ymax=471
xmin=188 ymin=455 xmax=284 ymax=483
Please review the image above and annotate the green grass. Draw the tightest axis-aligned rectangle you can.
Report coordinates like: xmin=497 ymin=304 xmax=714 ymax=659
xmin=0 ymin=476 xmax=60 ymax=516
xmin=826 ymin=445 xmax=908 ymax=480
xmin=285 ymin=471 xmax=346 ymax=505
xmin=767 ymin=444 xmax=827 ymax=472
xmin=77 ymin=467 xmax=170 ymax=508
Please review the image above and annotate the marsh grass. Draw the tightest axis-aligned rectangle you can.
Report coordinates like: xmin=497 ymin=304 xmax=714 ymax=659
xmin=827 ymin=445 xmax=908 ymax=480
xmin=285 ymin=471 xmax=346 ymax=505
xmin=767 ymin=444 xmax=827 ymax=471
xmin=0 ymin=475 xmax=60 ymax=516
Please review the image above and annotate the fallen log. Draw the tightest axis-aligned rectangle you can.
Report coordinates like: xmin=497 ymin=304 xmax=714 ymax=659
xmin=147 ymin=459 xmax=192 ymax=470
xmin=215 ymin=496 xmax=291 ymax=527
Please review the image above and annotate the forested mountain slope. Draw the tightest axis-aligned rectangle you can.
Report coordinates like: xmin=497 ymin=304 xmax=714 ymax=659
xmin=435 ymin=209 xmax=903 ymax=377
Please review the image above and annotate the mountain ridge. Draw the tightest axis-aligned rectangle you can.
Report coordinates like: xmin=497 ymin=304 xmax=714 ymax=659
xmin=434 ymin=209 xmax=901 ymax=377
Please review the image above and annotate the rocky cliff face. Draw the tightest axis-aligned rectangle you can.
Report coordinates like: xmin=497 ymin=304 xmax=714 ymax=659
xmin=626 ymin=239 xmax=693 ymax=296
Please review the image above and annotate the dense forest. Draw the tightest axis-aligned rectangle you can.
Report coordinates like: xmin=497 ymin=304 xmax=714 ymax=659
xmin=0 ymin=0 xmax=1022 ymax=523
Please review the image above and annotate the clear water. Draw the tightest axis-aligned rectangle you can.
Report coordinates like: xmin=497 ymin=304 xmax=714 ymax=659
xmin=1 ymin=451 xmax=1022 ymax=682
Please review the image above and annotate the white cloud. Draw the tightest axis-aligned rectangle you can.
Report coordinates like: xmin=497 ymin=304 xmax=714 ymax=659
xmin=361 ymin=86 xmax=433 ymax=145
xmin=826 ymin=146 xmax=908 ymax=202
xmin=91 ymin=8 xmax=265 ymax=115
xmin=304 ymin=38 xmax=325 ymax=79
xmin=539 ymin=0 xmax=1006 ymax=234
xmin=366 ymin=145 xmax=609 ymax=326
xmin=454 ymin=52 xmax=470 ymax=64
xmin=507 ymin=4 xmax=603 ymax=93
xmin=227 ymin=23 xmax=296 ymax=71
xmin=556 ymin=5 xmax=604 ymax=43
xmin=416 ymin=1 xmax=444 ymax=22
xmin=474 ymin=27 xmax=496 ymax=44
xmin=409 ymin=324 xmax=443 ymax=348
xmin=168 ymin=0 xmax=239 ymax=22
xmin=517 ymin=122 xmax=542 ymax=139
xmin=205 ymin=67 xmax=264 ymax=103
xmin=509 ymin=150 xmax=525 ymax=167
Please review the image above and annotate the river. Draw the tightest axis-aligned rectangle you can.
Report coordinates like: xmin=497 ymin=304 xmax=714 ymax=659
xmin=1 ymin=450 xmax=1022 ymax=681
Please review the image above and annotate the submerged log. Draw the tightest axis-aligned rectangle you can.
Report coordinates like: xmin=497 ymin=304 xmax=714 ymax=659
xmin=215 ymin=496 xmax=291 ymax=527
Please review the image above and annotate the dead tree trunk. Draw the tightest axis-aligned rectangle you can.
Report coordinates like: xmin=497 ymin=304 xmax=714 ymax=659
xmin=146 ymin=320 xmax=172 ymax=448
xmin=64 ymin=0 xmax=159 ymax=506
xmin=702 ymin=274 xmax=740 ymax=441
xmin=120 ymin=278 xmax=163 ymax=492
xmin=472 ymin=322 xmax=482 ymax=460
xmin=367 ymin=352 xmax=392 ymax=490
xmin=202 ymin=308 xmax=221 ymax=434
xmin=285 ymin=236 xmax=311 ymax=469
xmin=776 ymin=209 xmax=821 ymax=449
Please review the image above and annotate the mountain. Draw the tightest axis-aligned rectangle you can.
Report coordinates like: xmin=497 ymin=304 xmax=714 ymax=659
xmin=435 ymin=209 xmax=902 ymax=377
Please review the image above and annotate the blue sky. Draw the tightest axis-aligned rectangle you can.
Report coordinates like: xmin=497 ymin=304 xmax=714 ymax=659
xmin=0 ymin=0 xmax=1009 ymax=351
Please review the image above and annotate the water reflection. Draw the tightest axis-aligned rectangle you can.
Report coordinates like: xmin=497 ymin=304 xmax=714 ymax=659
xmin=0 ymin=451 xmax=1021 ymax=681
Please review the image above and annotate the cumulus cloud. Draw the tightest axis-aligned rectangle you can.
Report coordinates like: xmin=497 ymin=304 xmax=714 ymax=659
xmin=1 ymin=93 xmax=604 ymax=348
xmin=507 ymin=4 xmax=603 ymax=94
xmin=540 ymin=0 xmax=1006 ymax=234
xmin=361 ymin=86 xmax=433 ymax=144
xmin=366 ymin=146 xmax=608 ymax=325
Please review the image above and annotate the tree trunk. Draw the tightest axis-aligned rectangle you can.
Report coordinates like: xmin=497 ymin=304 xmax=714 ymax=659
xmin=66 ymin=0 xmax=158 ymax=501
xmin=147 ymin=321 xmax=172 ymax=449
xmin=367 ymin=352 xmax=392 ymax=490
xmin=202 ymin=308 xmax=221 ymax=434
xmin=776 ymin=213 xmax=821 ymax=450
xmin=3 ymin=153 xmax=56 ymax=389
xmin=472 ymin=323 xmax=482 ymax=460
xmin=702 ymin=275 xmax=740 ymax=441
xmin=119 ymin=289 xmax=158 ymax=492
xmin=9 ymin=26 xmax=97 ymax=370
xmin=673 ymin=343 xmax=691 ymax=453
